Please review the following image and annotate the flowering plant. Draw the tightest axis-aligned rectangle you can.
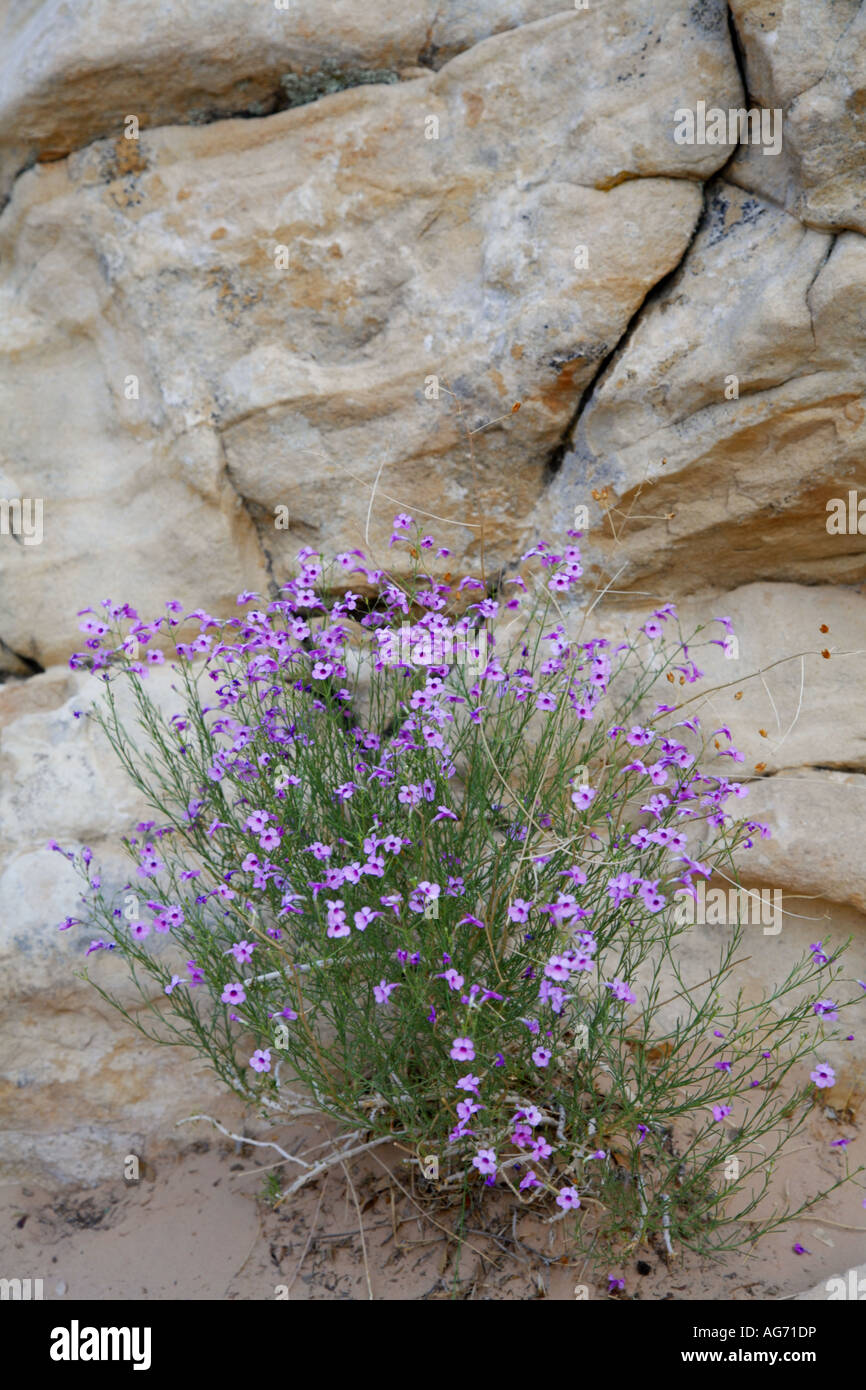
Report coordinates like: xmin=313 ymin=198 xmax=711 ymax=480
xmin=60 ymin=519 xmax=863 ymax=1258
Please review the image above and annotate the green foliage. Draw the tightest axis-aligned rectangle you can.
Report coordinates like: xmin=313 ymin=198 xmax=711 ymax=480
xmin=67 ymin=530 xmax=864 ymax=1262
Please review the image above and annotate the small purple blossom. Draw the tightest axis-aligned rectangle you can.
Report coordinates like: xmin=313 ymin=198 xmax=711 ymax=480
xmin=556 ymin=1186 xmax=581 ymax=1211
xmin=605 ymin=978 xmax=637 ymax=1005
xmin=810 ymin=1063 xmax=835 ymax=1088
xmin=472 ymin=1148 xmax=497 ymax=1177
xmin=373 ymin=979 xmax=400 ymax=1005
xmin=456 ymin=1073 xmax=480 ymax=1094
xmin=812 ymin=999 xmax=839 ymax=1020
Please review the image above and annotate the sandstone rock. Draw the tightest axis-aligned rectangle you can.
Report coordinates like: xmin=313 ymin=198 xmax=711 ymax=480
xmin=0 ymin=3 xmax=742 ymax=668
xmin=672 ymin=583 xmax=866 ymax=777
xmin=549 ymin=581 xmax=866 ymax=776
xmin=0 ymin=665 xmax=241 ymax=1183
xmin=0 ymin=369 xmax=268 ymax=672
xmin=0 ymin=0 xmax=569 ymax=200
xmin=549 ymin=584 xmax=866 ymax=916
xmin=0 ymin=663 xmax=191 ymax=1002
xmin=0 ymin=664 xmax=187 ymax=857
xmin=728 ymin=769 xmax=866 ymax=918
xmin=539 ymin=583 xmax=866 ymax=1092
xmin=729 ymin=0 xmax=866 ymax=234
xmin=554 ymin=586 xmax=866 ymax=1093
xmin=1 ymin=964 xmax=243 ymax=1187
xmin=540 ymin=181 xmax=866 ymax=593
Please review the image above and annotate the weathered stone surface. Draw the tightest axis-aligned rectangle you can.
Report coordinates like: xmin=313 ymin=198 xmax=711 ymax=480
xmin=674 ymin=582 xmax=866 ymax=777
xmin=729 ymin=0 xmax=866 ymax=235
xmin=729 ymin=769 xmax=866 ymax=918
xmin=0 ymin=668 xmax=161 ymax=858
xmin=0 ymin=838 xmax=242 ymax=1186
xmin=506 ymin=595 xmax=866 ymax=1093
xmin=548 ymin=581 xmax=866 ymax=920
xmin=0 ymin=3 xmax=741 ymax=669
xmin=576 ymin=615 xmax=866 ymax=906
xmin=0 ymin=665 xmax=242 ymax=1183
xmin=540 ymin=181 xmax=866 ymax=593
xmin=549 ymin=587 xmax=866 ymax=1092
xmin=0 ymin=384 xmax=268 ymax=672
xmin=0 ymin=0 xmax=568 ymax=200
xmin=551 ymin=581 xmax=866 ymax=777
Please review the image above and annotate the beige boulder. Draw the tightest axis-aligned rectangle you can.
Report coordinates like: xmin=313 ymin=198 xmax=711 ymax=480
xmin=728 ymin=769 xmax=866 ymax=919
xmin=540 ymin=181 xmax=866 ymax=593
xmin=729 ymin=0 xmax=866 ymax=234
xmin=653 ymin=887 xmax=866 ymax=1097
xmin=0 ymin=840 xmax=241 ymax=1186
xmin=550 ymin=582 xmax=866 ymax=912
xmin=0 ymin=664 xmax=239 ymax=1183
xmin=673 ymin=583 xmax=866 ymax=777
xmin=0 ymin=667 xmax=171 ymax=858
xmin=0 ymin=0 xmax=569 ymax=199
xmin=0 ymin=3 xmax=742 ymax=668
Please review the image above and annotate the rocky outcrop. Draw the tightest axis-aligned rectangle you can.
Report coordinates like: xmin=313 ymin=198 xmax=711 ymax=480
xmin=540 ymin=181 xmax=866 ymax=593
xmin=0 ymin=1 xmax=570 ymax=200
xmin=0 ymin=0 xmax=864 ymax=1201
xmin=728 ymin=0 xmax=866 ymax=234
xmin=0 ymin=665 xmax=241 ymax=1183
xmin=0 ymin=1 xmax=741 ymax=669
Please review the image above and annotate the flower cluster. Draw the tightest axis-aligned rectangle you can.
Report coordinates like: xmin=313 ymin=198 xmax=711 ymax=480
xmin=60 ymin=520 xmax=864 ymax=1257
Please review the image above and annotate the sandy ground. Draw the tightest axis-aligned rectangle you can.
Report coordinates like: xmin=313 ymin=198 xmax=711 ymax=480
xmin=2 ymin=1103 xmax=865 ymax=1301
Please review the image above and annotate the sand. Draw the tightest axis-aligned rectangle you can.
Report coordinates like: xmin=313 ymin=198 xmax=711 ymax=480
xmin=2 ymin=1102 xmax=865 ymax=1301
